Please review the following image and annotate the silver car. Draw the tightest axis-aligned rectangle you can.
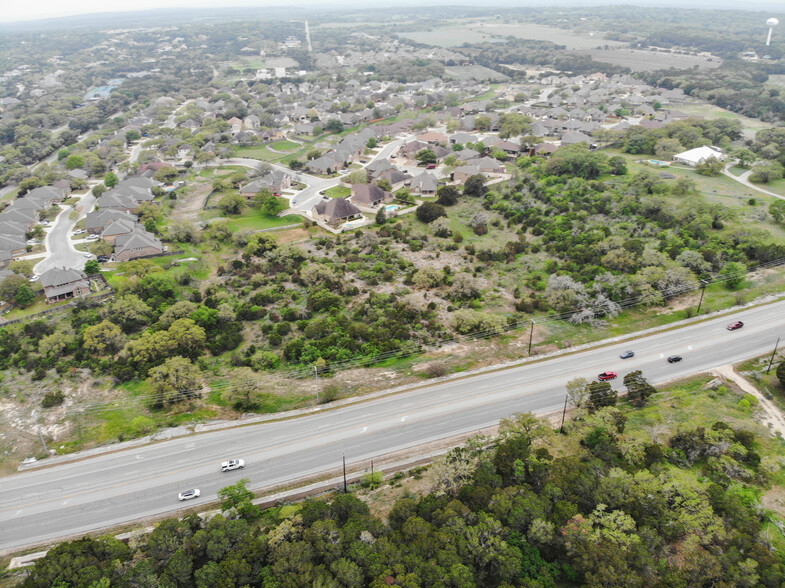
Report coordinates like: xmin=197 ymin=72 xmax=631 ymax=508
xmin=221 ymin=459 xmax=245 ymax=472
xmin=178 ymin=489 xmax=201 ymax=501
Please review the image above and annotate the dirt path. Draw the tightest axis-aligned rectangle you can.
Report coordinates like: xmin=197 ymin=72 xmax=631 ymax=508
xmin=712 ymin=364 xmax=785 ymax=437
xmin=170 ymin=181 xmax=213 ymax=223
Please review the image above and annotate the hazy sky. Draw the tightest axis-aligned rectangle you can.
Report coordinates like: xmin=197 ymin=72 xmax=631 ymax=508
xmin=2 ymin=0 xmax=784 ymax=23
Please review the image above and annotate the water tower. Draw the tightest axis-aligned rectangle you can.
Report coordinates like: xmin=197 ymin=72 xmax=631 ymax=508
xmin=766 ymin=17 xmax=779 ymax=46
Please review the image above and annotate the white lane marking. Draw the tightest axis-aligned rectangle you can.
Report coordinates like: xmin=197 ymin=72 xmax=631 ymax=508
xmin=659 ymin=353 xmax=664 ymax=358
xmin=184 ymin=443 xmax=195 ymax=450
xmin=688 ymin=345 xmax=693 ymax=350
xmin=361 ymin=426 xmax=367 ymax=433
xmin=136 ymin=454 xmax=144 ymax=460
xmin=401 ymin=416 xmax=407 ymax=422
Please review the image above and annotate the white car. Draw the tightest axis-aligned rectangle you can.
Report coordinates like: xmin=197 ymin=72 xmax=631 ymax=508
xmin=29 ymin=275 xmax=40 ymax=282
xmin=86 ymin=235 xmax=99 ymax=241
xmin=178 ymin=489 xmax=201 ymax=501
xmin=83 ymin=253 xmax=93 ymax=258
xmin=221 ymin=458 xmax=245 ymax=472
xmin=74 ymin=229 xmax=86 ymax=235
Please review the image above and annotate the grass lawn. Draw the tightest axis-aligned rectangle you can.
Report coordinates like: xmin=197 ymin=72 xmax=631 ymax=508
xmin=228 ymin=212 xmax=303 ymax=231
xmin=325 ymin=185 xmax=350 ymax=199
xmin=235 ymin=145 xmax=283 ymax=162
xmin=268 ymin=140 xmax=301 ymax=152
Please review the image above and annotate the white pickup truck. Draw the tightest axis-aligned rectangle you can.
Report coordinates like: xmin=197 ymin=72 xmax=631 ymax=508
xmin=220 ymin=458 xmax=245 ymax=472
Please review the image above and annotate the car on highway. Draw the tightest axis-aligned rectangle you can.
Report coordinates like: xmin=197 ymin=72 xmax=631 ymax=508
xmin=667 ymin=355 xmax=682 ymax=363
xmin=221 ymin=458 xmax=245 ymax=472
xmin=178 ymin=489 xmax=201 ymax=501
xmin=727 ymin=321 xmax=744 ymax=331
xmin=619 ymin=350 xmax=634 ymax=359
xmin=598 ymin=371 xmax=617 ymax=381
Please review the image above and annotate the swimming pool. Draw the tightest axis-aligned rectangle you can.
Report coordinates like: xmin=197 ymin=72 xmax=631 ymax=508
xmin=385 ymin=204 xmax=400 ymax=212
xmin=649 ymin=160 xmax=670 ymax=166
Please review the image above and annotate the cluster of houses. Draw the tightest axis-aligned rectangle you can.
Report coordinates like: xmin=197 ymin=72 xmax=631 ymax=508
xmin=0 ymin=184 xmax=69 ymax=269
xmin=89 ymin=175 xmax=164 ymax=262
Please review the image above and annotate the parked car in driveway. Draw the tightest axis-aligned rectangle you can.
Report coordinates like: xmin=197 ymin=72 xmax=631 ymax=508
xmin=727 ymin=321 xmax=744 ymax=331
xmin=178 ymin=489 xmax=200 ymax=501
xmin=221 ymin=458 xmax=245 ymax=472
xmin=97 ymin=255 xmax=111 ymax=263
xmin=667 ymin=355 xmax=682 ymax=363
xmin=74 ymin=229 xmax=86 ymax=235
xmin=598 ymin=371 xmax=617 ymax=381
xmin=619 ymin=350 xmax=634 ymax=359
xmin=86 ymin=235 xmax=99 ymax=241
xmin=83 ymin=253 xmax=93 ymax=258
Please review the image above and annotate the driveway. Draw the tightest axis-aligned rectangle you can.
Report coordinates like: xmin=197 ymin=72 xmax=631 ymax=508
xmin=722 ymin=164 xmax=785 ymax=202
xmin=34 ymin=188 xmax=97 ymax=275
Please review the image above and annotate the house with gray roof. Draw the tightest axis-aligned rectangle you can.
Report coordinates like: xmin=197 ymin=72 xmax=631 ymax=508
xmin=313 ymin=198 xmax=362 ymax=227
xmin=114 ymin=228 xmax=164 ymax=262
xmin=409 ymin=171 xmax=438 ymax=196
xmin=350 ymin=184 xmax=393 ymax=209
xmin=40 ymin=267 xmax=90 ymax=303
xmin=85 ymin=210 xmax=138 ymax=234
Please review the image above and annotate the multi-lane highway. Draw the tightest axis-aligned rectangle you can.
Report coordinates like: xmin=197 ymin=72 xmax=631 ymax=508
xmin=1 ymin=300 xmax=784 ymax=552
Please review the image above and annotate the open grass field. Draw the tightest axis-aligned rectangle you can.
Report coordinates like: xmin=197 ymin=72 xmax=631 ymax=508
xmin=399 ymin=21 xmax=625 ymax=50
xmin=445 ymin=65 xmax=509 ymax=82
xmin=576 ymin=48 xmax=722 ymax=72
xmin=227 ymin=211 xmax=303 ymax=231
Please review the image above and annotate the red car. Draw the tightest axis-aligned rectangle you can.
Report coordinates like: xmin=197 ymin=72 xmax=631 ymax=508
xmin=598 ymin=371 xmax=617 ymax=381
xmin=727 ymin=321 xmax=744 ymax=331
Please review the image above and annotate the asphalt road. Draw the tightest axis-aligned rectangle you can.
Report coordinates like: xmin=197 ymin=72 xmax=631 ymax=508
xmin=34 ymin=188 xmax=96 ymax=276
xmin=1 ymin=301 xmax=784 ymax=552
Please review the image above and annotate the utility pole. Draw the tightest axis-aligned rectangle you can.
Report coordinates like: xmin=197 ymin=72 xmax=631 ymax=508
xmin=32 ymin=410 xmax=48 ymax=455
xmin=342 ymin=453 xmax=347 ymax=493
xmin=314 ymin=364 xmax=320 ymax=405
xmin=528 ymin=319 xmax=535 ymax=355
xmin=696 ymin=280 xmax=708 ymax=314
xmin=766 ymin=337 xmax=781 ymax=374
xmin=559 ymin=395 xmax=568 ymax=434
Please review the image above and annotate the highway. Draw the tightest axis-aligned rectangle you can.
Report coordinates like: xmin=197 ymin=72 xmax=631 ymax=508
xmin=0 ymin=300 xmax=784 ymax=552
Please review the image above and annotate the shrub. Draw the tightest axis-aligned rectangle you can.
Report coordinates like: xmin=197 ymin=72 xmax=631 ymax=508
xmin=41 ymin=390 xmax=64 ymax=407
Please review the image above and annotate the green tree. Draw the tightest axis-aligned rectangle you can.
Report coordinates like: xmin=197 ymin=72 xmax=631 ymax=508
xmin=92 ymin=184 xmax=107 ymax=198
xmin=84 ymin=259 xmax=100 ymax=274
xmin=65 ymin=154 xmax=85 ymax=170
xmin=252 ymin=188 xmax=273 ymax=208
xmin=498 ymin=113 xmax=531 ymax=139
xmin=416 ymin=202 xmax=446 ymax=224
xmin=463 ymin=174 xmax=487 ymax=198
xmin=153 ymin=166 xmax=179 ymax=183
xmin=623 ymin=370 xmax=656 ymax=407
xmin=217 ymin=477 xmax=257 ymax=513
xmin=695 ymin=157 xmax=724 ymax=176
xmin=436 ymin=185 xmax=460 ymax=206
xmin=366 ymin=137 xmax=377 ymax=149
xmin=218 ymin=193 xmax=245 ymax=215
xmin=147 ymin=356 xmax=203 ymax=407
xmin=770 ymin=200 xmax=785 ymax=224
xmin=776 ymin=360 xmax=785 ymax=388
xmin=125 ymin=129 xmax=141 ymax=143
xmin=587 ymin=381 xmax=617 ymax=411
xmin=566 ymin=377 xmax=590 ymax=408
xmin=325 ymin=119 xmax=344 ymax=133
xmin=0 ymin=274 xmax=29 ymax=302
xmin=104 ymin=171 xmax=118 ymax=189
xmin=415 ymin=149 xmax=437 ymax=164
xmin=15 ymin=284 xmax=35 ymax=307
xmin=223 ymin=367 xmax=267 ymax=410
xmin=721 ymin=261 xmax=746 ymax=290
xmin=83 ymin=320 xmax=125 ymax=355
xmin=376 ymin=206 xmax=387 ymax=225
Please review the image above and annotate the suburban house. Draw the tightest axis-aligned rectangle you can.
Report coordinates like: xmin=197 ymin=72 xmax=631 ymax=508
xmin=239 ymin=171 xmax=292 ymax=199
xmin=113 ymin=228 xmax=165 ymax=262
xmin=453 ymin=165 xmax=482 ymax=184
xmin=376 ymin=169 xmax=411 ymax=191
xmin=673 ymin=145 xmax=726 ymax=167
xmin=313 ymin=198 xmax=362 ymax=227
xmin=350 ymin=184 xmax=393 ymax=209
xmin=85 ymin=210 xmax=138 ymax=234
xmin=101 ymin=219 xmax=137 ymax=245
xmin=25 ymin=185 xmax=64 ymax=206
xmin=40 ymin=267 xmax=90 ymax=303
xmin=409 ymin=171 xmax=438 ymax=196
xmin=227 ymin=117 xmax=243 ymax=133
